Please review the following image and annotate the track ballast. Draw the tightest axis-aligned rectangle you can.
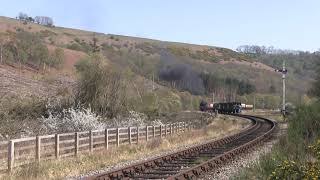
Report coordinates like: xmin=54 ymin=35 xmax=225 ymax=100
xmin=85 ymin=114 xmax=276 ymax=180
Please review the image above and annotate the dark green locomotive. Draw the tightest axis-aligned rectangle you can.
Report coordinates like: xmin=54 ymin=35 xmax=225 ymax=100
xmin=200 ymin=101 xmax=242 ymax=114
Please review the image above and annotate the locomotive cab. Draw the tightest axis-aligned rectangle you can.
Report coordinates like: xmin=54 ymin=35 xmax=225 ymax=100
xmin=199 ymin=101 xmax=207 ymax=111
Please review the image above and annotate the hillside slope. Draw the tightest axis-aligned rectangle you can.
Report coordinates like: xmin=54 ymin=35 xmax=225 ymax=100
xmin=0 ymin=16 xmax=313 ymax=105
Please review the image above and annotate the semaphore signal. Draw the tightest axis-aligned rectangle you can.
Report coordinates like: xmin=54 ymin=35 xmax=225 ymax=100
xmin=274 ymin=61 xmax=287 ymax=116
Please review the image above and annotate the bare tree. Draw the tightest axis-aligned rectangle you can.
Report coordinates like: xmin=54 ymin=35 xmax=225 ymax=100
xmin=35 ymin=16 xmax=54 ymax=26
xmin=236 ymin=45 xmax=302 ymax=55
xmin=18 ymin=12 xmax=28 ymax=21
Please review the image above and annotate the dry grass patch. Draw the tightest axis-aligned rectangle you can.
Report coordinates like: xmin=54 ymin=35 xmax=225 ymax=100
xmin=2 ymin=115 xmax=250 ymax=180
xmin=244 ymin=110 xmax=284 ymax=122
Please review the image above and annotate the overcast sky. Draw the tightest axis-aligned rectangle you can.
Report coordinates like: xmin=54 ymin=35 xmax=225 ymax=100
xmin=1 ymin=0 xmax=319 ymax=51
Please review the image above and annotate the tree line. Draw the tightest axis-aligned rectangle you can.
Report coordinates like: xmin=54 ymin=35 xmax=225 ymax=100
xmin=17 ymin=12 xmax=54 ymax=27
xmin=310 ymin=62 xmax=320 ymax=98
xmin=237 ymin=45 xmax=320 ymax=79
xmin=236 ymin=45 xmax=319 ymax=55
xmin=200 ymin=73 xmax=256 ymax=101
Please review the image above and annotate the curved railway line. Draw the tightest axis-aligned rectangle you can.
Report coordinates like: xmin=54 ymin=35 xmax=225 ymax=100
xmin=85 ymin=114 xmax=277 ymax=180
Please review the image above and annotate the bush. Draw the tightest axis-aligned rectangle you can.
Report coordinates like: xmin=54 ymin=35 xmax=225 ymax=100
xmin=269 ymin=139 xmax=320 ymax=179
xmin=41 ymin=106 xmax=103 ymax=133
xmin=310 ymin=65 xmax=320 ymax=98
xmin=75 ymin=53 xmax=127 ymax=118
xmin=287 ymin=102 xmax=320 ymax=146
xmin=48 ymin=48 xmax=65 ymax=68
xmin=66 ymin=43 xmax=82 ymax=51
xmin=66 ymin=39 xmax=95 ymax=53
xmin=0 ymin=98 xmax=47 ymax=139
xmin=109 ymin=111 xmax=148 ymax=127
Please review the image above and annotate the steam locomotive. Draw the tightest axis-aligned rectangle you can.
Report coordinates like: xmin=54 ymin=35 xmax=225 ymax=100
xmin=199 ymin=101 xmax=242 ymax=114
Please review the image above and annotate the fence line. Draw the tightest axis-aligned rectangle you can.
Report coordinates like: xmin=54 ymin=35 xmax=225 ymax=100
xmin=0 ymin=121 xmax=193 ymax=172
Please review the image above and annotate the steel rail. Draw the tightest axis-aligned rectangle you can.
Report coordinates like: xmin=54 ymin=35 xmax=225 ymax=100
xmin=85 ymin=114 xmax=276 ymax=180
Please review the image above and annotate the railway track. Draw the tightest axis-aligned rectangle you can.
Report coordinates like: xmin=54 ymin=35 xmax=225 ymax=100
xmin=85 ymin=114 xmax=276 ymax=180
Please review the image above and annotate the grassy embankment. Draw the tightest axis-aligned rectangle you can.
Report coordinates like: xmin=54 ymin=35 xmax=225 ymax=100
xmin=2 ymin=115 xmax=249 ymax=180
xmin=233 ymin=102 xmax=320 ymax=179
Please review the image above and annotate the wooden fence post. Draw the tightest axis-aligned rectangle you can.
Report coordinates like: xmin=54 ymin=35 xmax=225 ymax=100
xmin=175 ymin=123 xmax=177 ymax=133
xmin=75 ymin=132 xmax=79 ymax=156
xmin=165 ymin=125 xmax=167 ymax=136
xmin=173 ymin=123 xmax=176 ymax=134
xmin=55 ymin=134 xmax=59 ymax=159
xmin=129 ymin=127 xmax=132 ymax=144
xmin=8 ymin=140 xmax=14 ymax=171
xmin=36 ymin=136 xmax=41 ymax=162
xmin=89 ymin=130 xmax=93 ymax=153
xmin=146 ymin=126 xmax=149 ymax=141
xmin=105 ymin=129 xmax=109 ymax=150
xmin=136 ymin=127 xmax=139 ymax=144
xmin=176 ymin=123 xmax=178 ymax=133
xmin=116 ymin=128 xmax=120 ymax=147
xmin=6 ymin=122 xmax=195 ymax=172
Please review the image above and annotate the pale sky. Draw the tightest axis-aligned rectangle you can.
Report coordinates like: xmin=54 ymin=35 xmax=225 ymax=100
xmin=1 ymin=0 xmax=319 ymax=51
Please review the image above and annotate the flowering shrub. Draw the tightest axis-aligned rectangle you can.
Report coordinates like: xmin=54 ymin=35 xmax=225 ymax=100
xmin=150 ymin=119 xmax=164 ymax=126
xmin=41 ymin=103 xmax=161 ymax=134
xmin=310 ymin=139 xmax=320 ymax=160
xmin=41 ymin=106 xmax=104 ymax=133
xmin=269 ymin=139 xmax=320 ymax=179
xmin=109 ymin=111 xmax=148 ymax=127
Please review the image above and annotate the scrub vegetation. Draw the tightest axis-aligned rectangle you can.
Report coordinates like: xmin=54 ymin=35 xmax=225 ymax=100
xmin=234 ymin=65 xmax=320 ymax=179
xmin=0 ymin=15 xmax=316 ymax=154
